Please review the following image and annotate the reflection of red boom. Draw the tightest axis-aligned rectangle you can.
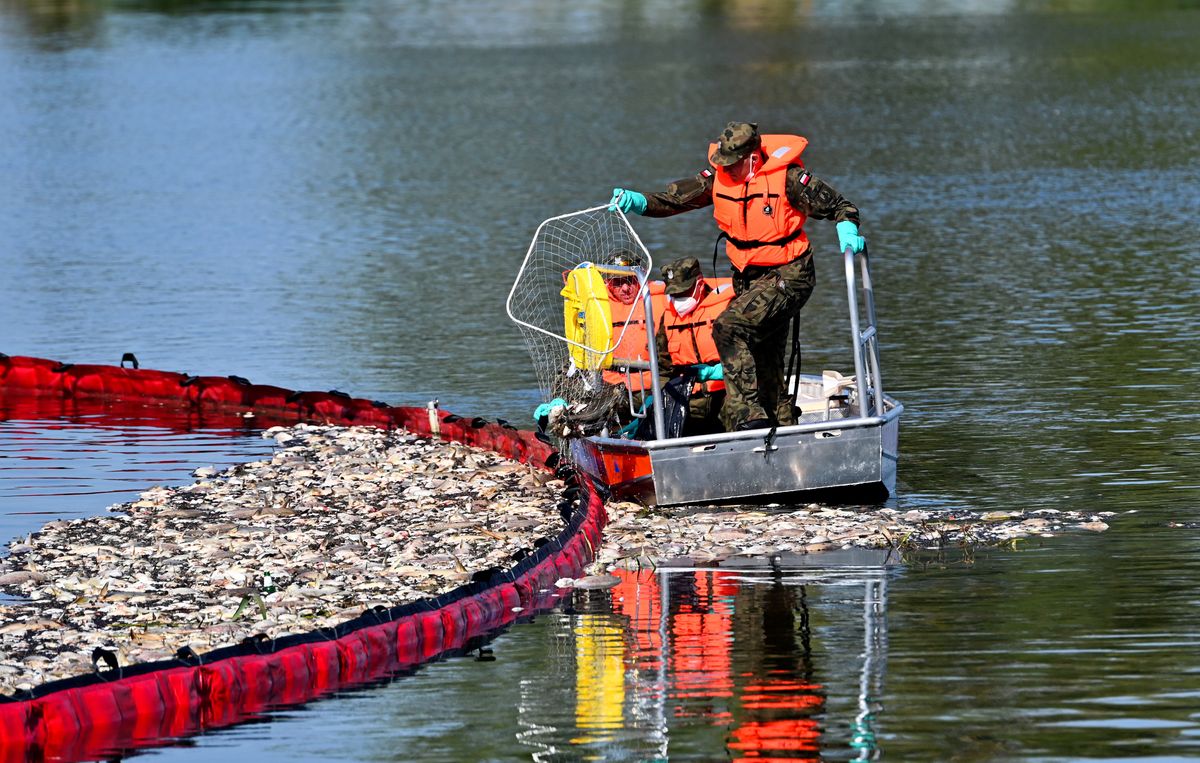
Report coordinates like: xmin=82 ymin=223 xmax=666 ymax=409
xmin=0 ymin=390 xmax=275 ymax=432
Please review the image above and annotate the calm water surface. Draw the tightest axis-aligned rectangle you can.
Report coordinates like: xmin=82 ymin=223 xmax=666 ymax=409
xmin=0 ymin=403 xmax=273 ymax=544
xmin=1 ymin=1 xmax=1198 ymax=760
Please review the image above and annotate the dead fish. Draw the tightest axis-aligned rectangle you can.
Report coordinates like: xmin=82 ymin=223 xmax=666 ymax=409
xmin=573 ymin=575 xmax=620 ymax=591
xmin=0 ymin=619 xmax=62 ymax=635
xmin=0 ymin=571 xmax=47 ymax=586
xmin=426 ymin=569 xmax=470 ymax=581
xmin=160 ymin=509 xmax=207 ymax=519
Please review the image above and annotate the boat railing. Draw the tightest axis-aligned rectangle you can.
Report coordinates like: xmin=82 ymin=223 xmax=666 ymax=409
xmin=600 ymin=271 xmax=678 ymax=438
xmin=637 ymin=276 xmax=666 ymax=437
xmin=844 ymin=245 xmax=887 ymax=419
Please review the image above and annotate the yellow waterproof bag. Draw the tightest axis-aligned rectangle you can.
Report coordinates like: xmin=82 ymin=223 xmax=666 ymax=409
xmin=561 ymin=264 xmax=614 ymax=370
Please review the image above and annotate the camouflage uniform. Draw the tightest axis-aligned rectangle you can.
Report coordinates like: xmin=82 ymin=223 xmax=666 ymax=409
xmin=636 ymin=132 xmax=860 ymax=430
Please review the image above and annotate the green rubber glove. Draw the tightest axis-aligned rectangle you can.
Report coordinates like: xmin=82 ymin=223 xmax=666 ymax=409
xmin=609 ymin=188 xmax=648 ymax=215
xmin=695 ymin=363 xmax=724 ymax=382
xmin=533 ymin=397 xmax=568 ymax=422
xmin=836 ymin=220 xmax=865 ymax=254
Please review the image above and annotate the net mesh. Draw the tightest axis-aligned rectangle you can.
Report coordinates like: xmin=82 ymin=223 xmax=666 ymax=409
xmin=506 ymin=205 xmax=653 ymax=422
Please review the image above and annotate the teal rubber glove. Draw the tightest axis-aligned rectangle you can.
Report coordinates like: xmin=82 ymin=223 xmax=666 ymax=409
xmin=617 ymin=394 xmax=653 ymax=438
xmin=836 ymin=220 xmax=865 ymax=254
xmin=609 ymin=188 xmax=648 ymax=215
xmin=533 ymin=397 xmax=567 ymax=422
xmin=695 ymin=363 xmax=724 ymax=382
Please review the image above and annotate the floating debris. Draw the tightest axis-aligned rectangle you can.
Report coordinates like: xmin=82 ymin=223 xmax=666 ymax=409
xmin=0 ymin=424 xmax=565 ymax=696
xmin=594 ymin=501 xmax=1116 ymax=570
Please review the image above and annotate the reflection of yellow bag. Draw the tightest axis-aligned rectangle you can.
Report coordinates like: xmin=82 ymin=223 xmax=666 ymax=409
xmin=561 ymin=264 xmax=614 ymax=370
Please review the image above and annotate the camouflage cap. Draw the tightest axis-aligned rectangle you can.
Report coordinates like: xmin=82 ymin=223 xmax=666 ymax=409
xmin=709 ymin=121 xmax=761 ymax=167
xmin=661 ymin=257 xmax=703 ymax=297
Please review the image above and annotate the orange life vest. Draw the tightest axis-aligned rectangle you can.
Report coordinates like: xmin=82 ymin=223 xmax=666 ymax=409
xmin=708 ymin=134 xmax=810 ymax=271
xmin=602 ymin=281 xmax=667 ymax=390
xmin=662 ymin=282 xmax=734 ymax=393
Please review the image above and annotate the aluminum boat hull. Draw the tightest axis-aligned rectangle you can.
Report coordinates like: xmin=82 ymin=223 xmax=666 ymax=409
xmin=571 ymin=394 xmax=901 ymax=507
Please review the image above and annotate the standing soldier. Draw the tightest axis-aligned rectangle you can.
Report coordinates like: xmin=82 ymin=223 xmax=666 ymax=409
xmin=610 ymin=122 xmax=865 ymax=431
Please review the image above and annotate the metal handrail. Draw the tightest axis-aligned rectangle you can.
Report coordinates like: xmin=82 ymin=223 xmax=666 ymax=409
xmin=843 ymin=245 xmax=886 ymax=419
xmin=641 ymin=278 xmax=666 ymax=439
xmin=594 ymin=404 xmax=904 ymax=450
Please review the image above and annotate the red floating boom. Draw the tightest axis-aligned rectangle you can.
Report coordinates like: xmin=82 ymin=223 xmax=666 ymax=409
xmin=0 ymin=354 xmax=604 ymax=762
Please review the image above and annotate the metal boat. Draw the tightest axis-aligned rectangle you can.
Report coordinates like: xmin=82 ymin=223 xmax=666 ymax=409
xmin=507 ymin=206 xmax=902 ymax=506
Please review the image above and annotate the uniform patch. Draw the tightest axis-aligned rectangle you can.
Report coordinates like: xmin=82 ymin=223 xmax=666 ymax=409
xmin=798 ymin=172 xmax=810 ymax=185
xmin=700 ymin=169 xmax=712 ymax=178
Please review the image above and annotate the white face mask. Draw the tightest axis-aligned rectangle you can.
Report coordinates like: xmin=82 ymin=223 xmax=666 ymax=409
xmin=670 ymin=292 xmax=699 ymax=317
xmin=730 ymin=151 xmax=760 ymax=182
xmin=745 ymin=151 xmax=760 ymax=180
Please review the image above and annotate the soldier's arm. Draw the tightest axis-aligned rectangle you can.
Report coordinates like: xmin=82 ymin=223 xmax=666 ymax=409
xmin=642 ymin=169 xmax=716 ymax=218
xmin=785 ymin=166 xmax=860 ymax=225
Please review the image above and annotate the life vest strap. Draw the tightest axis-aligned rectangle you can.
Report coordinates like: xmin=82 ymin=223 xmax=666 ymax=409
xmin=712 ymin=227 xmax=807 ymax=276
xmin=724 ymin=225 xmax=806 ymax=250
xmin=691 ymin=380 xmax=726 ymax=395
xmin=665 ymin=320 xmax=715 ymax=332
xmin=714 ymin=191 xmax=781 ymax=203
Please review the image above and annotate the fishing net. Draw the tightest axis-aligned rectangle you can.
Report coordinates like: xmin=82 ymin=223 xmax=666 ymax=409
xmin=506 ymin=205 xmax=653 ymax=435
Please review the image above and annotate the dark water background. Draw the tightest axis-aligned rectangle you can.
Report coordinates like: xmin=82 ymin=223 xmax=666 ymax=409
xmin=1 ymin=0 xmax=1198 ymax=760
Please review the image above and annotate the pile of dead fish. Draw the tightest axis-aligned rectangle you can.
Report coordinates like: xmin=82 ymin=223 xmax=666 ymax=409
xmin=593 ymin=502 xmax=1113 ymax=570
xmin=0 ymin=425 xmax=564 ymax=696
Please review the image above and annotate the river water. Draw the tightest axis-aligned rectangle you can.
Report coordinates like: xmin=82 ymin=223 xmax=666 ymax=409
xmin=1 ymin=1 xmax=1198 ymax=760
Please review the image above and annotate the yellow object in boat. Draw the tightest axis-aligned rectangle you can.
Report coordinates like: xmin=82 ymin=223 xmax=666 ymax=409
xmin=561 ymin=264 xmax=614 ymax=370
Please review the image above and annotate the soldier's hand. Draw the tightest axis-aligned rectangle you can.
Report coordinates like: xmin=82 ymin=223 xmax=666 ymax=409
xmin=836 ymin=221 xmax=865 ymax=254
xmin=609 ymin=188 xmax=648 ymax=215
xmin=695 ymin=363 xmax=724 ymax=382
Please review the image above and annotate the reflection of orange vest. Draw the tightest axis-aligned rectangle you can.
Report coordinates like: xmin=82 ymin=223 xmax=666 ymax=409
xmin=670 ymin=571 xmax=734 ymax=708
xmin=728 ymin=719 xmax=821 ymax=756
xmin=612 ymin=571 xmax=663 ymax=661
xmin=602 ymin=282 xmax=666 ymax=389
xmin=708 ymin=135 xmax=810 ymax=271
xmin=662 ymin=283 xmax=734 ymax=381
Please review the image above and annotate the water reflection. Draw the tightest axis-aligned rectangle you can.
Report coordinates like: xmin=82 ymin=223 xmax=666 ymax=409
xmin=0 ymin=397 xmax=274 ymax=545
xmin=0 ymin=0 xmax=104 ymax=47
xmin=519 ymin=556 xmax=891 ymax=761
xmin=5 ymin=0 xmax=1195 ymax=49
